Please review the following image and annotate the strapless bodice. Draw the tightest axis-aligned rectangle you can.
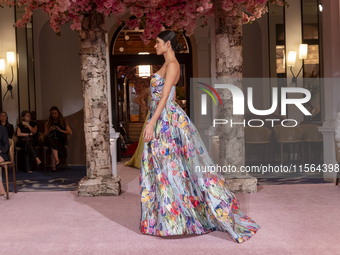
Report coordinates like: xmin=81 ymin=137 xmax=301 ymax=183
xmin=150 ymin=73 xmax=176 ymax=105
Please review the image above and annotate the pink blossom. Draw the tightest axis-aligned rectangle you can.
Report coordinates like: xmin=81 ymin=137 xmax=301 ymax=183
xmin=197 ymin=6 xmax=204 ymax=12
xmin=0 ymin=0 xmax=284 ymax=44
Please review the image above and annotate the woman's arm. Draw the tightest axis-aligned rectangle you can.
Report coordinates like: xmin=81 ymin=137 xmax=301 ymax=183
xmin=65 ymin=123 xmax=72 ymax=135
xmin=31 ymin=124 xmax=38 ymax=135
xmin=17 ymin=126 xmax=30 ymax=137
xmin=148 ymin=62 xmax=178 ymax=126
xmin=134 ymin=88 xmax=150 ymax=110
xmin=55 ymin=122 xmax=72 ymax=135
xmin=45 ymin=121 xmax=55 ymax=136
xmin=26 ymin=122 xmax=37 ymax=135
xmin=44 ymin=122 xmax=49 ymax=136
xmin=0 ymin=127 xmax=9 ymax=154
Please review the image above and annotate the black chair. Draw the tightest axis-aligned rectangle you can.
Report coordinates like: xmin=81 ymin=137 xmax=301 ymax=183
xmin=0 ymin=139 xmax=17 ymax=199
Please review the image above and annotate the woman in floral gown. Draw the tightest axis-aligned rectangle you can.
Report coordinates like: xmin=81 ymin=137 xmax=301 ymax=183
xmin=125 ymin=88 xmax=179 ymax=169
xmin=140 ymin=30 xmax=260 ymax=243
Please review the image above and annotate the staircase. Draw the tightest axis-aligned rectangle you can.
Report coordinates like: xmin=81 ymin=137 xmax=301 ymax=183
xmin=129 ymin=122 xmax=144 ymax=141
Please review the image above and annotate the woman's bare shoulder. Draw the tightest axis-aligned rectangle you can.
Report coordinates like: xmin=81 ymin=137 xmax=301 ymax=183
xmin=166 ymin=61 xmax=180 ymax=79
xmin=167 ymin=60 xmax=179 ymax=68
xmin=165 ymin=61 xmax=180 ymax=74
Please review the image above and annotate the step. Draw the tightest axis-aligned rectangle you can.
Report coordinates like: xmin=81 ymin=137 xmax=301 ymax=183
xmin=129 ymin=128 xmax=143 ymax=132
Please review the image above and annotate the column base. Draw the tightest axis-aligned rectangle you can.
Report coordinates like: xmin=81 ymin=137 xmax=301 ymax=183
xmin=78 ymin=175 xmax=121 ymax=197
xmin=225 ymin=176 xmax=258 ymax=193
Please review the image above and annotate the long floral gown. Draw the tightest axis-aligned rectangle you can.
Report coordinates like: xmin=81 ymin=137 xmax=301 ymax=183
xmin=139 ymin=73 xmax=260 ymax=243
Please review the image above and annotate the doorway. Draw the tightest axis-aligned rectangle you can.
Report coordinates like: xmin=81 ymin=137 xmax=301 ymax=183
xmin=110 ymin=25 xmax=193 ymax=161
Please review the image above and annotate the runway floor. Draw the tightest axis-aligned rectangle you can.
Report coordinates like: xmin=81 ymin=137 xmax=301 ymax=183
xmin=1 ymin=159 xmax=340 ymax=254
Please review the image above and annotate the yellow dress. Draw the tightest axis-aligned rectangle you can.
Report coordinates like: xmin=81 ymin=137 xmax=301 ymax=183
xmin=124 ymin=95 xmax=151 ymax=169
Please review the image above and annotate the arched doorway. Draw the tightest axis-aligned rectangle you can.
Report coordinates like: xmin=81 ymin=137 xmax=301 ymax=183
xmin=110 ymin=24 xmax=193 ymax=161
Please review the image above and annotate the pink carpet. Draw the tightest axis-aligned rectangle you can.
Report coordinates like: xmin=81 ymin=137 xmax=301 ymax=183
xmin=1 ymin=159 xmax=340 ymax=255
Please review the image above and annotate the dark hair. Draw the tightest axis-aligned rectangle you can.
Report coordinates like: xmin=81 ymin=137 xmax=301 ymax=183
xmin=30 ymin=111 xmax=36 ymax=121
xmin=47 ymin=106 xmax=65 ymax=128
xmin=0 ymin=111 xmax=9 ymax=127
xmin=157 ymin=30 xmax=183 ymax=53
xmin=21 ymin=110 xmax=30 ymax=120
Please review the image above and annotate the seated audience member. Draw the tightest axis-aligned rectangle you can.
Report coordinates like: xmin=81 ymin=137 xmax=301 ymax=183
xmin=16 ymin=111 xmax=41 ymax=173
xmin=0 ymin=125 xmax=9 ymax=197
xmin=30 ymin=111 xmax=40 ymax=146
xmin=0 ymin=111 xmax=14 ymax=139
xmin=44 ymin=106 xmax=72 ymax=172
xmin=30 ymin=111 xmax=37 ymax=121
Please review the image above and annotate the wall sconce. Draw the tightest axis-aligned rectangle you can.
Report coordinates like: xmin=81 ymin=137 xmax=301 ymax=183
xmin=0 ymin=52 xmax=15 ymax=101
xmin=287 ymin=44 xmax=308 ymax=86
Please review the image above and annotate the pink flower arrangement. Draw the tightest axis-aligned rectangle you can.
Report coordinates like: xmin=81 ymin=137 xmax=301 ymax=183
xmin=0 ymin=0 xmax=286 ymax=43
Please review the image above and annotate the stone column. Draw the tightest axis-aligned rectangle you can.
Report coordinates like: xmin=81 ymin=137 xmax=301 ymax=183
xmin=214 ymin=0 xmax=257 ymax=193
xmin=77 ymin=10 xmax=120 ymax=196
xmin=318 ymin=0 xmax=340 ymax=183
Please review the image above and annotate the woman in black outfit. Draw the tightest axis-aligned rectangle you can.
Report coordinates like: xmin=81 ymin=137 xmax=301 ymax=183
xmin=0 ymin=111 xmax=14 ymax=139
xmin=0 ymin=125 xmax=9 ymax=196
xmin=16 ymin=110 xmax=41 ymax=173
xmin=44 ymin=106 xmax=72 ymax=172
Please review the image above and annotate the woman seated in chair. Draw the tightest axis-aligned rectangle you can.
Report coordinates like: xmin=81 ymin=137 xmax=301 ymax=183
xmin=44 ymin=106 xmax=72 ymax=172
xmin=16 ymin=111 xmax=41 ymax=173
xmin=0 ymin=125 xmax=9 ymax=196
xmin=0 ymin=111 xmax=14 ymax=139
